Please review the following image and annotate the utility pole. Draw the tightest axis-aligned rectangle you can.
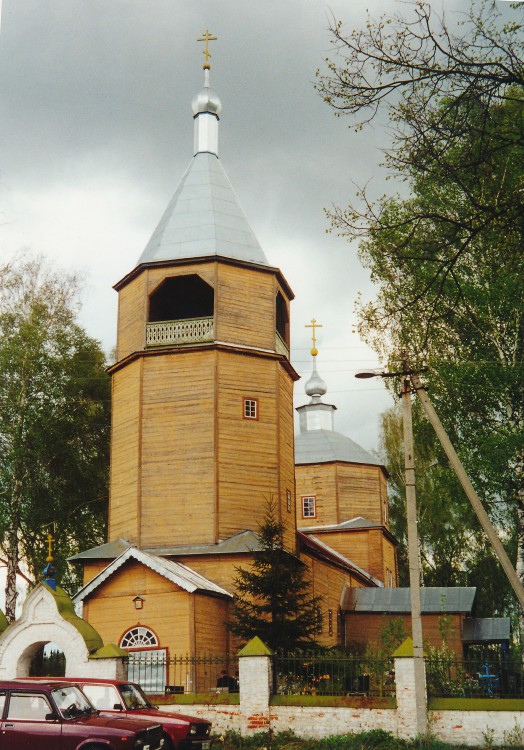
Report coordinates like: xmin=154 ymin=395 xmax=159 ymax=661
xmin=401 ymin=362 xmax=427 ymax=736
xmin=356 ymin=356 xmax=427 ymax=735
xmin=410 ymin=372 xmax=524 ymax=611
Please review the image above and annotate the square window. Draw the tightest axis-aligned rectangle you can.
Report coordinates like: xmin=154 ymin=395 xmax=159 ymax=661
xmin=302 ymin=496 xmax=316 ymax=518
xmin=243 ymin=398 xmax=258 ymax=420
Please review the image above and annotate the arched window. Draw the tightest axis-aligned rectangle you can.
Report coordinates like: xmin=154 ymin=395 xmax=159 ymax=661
xmin=120 ymin=627 xmax=165 ymax=693
xmin=120 ymin=626 xmax=158 ymax=649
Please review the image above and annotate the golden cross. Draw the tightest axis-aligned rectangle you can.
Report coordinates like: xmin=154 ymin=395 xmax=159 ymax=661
xmin=46 ymin=532 xmax=55 ymax=563
xmin=197 ymin=29 xmax=217 ymax=70
xmin=305 ymin=318 xmax=322 ymax=356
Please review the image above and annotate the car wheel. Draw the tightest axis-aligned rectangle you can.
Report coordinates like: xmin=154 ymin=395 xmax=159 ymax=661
xmin=162 ymin=732 xmax=174 ymax=750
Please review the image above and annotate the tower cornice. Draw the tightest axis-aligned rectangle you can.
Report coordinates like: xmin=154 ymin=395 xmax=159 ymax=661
xmin=113 ymin=255 xmax=294 ymax=300
xmin=107 ymin=341 xmax=300 ymax=381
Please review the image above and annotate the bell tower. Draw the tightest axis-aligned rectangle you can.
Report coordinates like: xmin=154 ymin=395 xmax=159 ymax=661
xmin=107 ymin=40 xmax=298 ymax=552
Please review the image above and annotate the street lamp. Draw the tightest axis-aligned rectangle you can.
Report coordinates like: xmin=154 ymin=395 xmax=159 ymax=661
xmin=356 ymin=361 xmax=427 ymax=736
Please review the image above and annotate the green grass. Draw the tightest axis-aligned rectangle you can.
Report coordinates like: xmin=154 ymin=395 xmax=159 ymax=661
xmin=151 ymin=692 xmax=240 ymax=705
xmin=270 ymin=695 xmax=395 ymax=709
xmin=429 ymin=697 xmax=524 ymax=711
xmin=212 ymin=729 xmax=474 ymax=749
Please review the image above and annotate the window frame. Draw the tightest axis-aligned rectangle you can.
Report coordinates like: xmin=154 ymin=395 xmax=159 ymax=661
xmin=242 ymin=397 xmax=259 ymax=421
xmin=301 ymin=495 xmax=316 ymax=519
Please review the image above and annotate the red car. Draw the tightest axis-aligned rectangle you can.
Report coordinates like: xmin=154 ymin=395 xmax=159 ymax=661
xmin=0 ymin=679 xmax=163 ymax=750
xmin=35 ymin=677 xmax=212 ymax=750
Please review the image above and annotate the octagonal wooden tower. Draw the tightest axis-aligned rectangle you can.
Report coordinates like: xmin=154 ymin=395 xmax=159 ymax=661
xmin=107 ymin=75 xmax=298 ymax=553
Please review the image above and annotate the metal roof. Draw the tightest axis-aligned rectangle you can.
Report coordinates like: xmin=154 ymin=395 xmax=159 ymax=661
xmin=146 ymin=530 xmax=264 ymax=556
xmin=68 ymin=538 xmax=132 ymax=561
xmin=295 ymin=428 xmax=384 ymax=467
xmin=68 ymin=532 xmax=263 ymax=561
xmin=136 ymin=152 xmax=269 ymax=268
xmin=341 ymin=586 xmax=476 ymax=614
xmin=72 ymin=547 xmax=232 ymax=605
xmin=462 ymin=617 xmax=511 ymax=643
xmin=300 ymin=517 xmax=382 ymax=533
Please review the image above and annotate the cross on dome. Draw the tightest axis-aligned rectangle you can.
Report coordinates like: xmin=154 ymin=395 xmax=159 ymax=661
xmin=305 ymin=318 xmax=323 ymax=357
xmin=197 ymin=29 xmax=217 ymax=70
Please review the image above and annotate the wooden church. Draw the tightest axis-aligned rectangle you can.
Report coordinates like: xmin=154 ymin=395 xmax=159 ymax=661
xmin=71 ymin=44 xmax=397 ymax=670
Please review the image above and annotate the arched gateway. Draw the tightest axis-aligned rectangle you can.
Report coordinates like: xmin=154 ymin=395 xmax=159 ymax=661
xmin=0 ymin=583 xmax=128 ymax=681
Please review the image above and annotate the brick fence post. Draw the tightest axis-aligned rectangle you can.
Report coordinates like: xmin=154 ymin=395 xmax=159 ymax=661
xmin=238 ymin=636 xmax=273 ymax=736
xmin=393 ymin=637 xmax=427 ymax=739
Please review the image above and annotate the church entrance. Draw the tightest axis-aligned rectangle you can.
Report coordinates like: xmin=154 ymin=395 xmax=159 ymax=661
xmin=120 ymin=626 xmax=166 ymax=693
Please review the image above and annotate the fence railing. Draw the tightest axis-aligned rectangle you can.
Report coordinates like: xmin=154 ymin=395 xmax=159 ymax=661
xmin=426 ymin=657 xmax=524 ymax=699
xmin=127 ymin=653 xmax=238 ymax=694
xmin=146 ymin=317 xmax=214 ymax=347
xmin=127 ymin=651 xmax=523 ymax=700
xmin=273 ymin=652 xmax=395 ymax=697
xmin=275 ymin=332 xmax=289 ymax=359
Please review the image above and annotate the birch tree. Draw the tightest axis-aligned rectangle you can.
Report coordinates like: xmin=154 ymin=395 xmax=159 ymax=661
xmin=0 ymin=255 xmax=110 ymax=619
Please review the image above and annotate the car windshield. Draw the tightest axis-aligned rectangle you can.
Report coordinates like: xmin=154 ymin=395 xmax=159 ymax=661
xmin=119 ymin=684 xmax=151 ymax=710
xmin=52 ymin=686 xmax=95 ymax=718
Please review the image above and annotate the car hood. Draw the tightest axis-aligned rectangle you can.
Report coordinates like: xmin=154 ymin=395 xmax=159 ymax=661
xmin=127 ymin=708 xmax=210 ymax=727
xmin=83 ymin=714 xmax=162 ymax=732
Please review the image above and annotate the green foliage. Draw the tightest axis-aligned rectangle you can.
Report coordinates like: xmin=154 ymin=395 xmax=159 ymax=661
xmin=216 ymin=728 xmax=470 ymax=749
xmin=0 ymin=254 xmax=110 ymax=616
xmin=318 ymin=0 xmax=524 ymax=623
xmin=380 ymin=403 xmax=515 ymax=617
xmin=230 ymin=501 xmax=323 ymax=652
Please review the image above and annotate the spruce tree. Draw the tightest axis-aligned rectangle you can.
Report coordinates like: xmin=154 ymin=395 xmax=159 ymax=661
xmin=230 ymin=502 xmax=323 ymax=652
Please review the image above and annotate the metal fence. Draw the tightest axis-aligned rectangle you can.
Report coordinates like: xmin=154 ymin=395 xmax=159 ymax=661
xmin=426 ymin=657 xmax=524 ymax=699
xmin=127 ymin=653 xmax=239 ymax=694
xmin=273 ymin=652 xmax=395 ymax=697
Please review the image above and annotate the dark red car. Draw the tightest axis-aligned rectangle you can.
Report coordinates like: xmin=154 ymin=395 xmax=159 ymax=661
xmin=0 ymin=679 xmax=163 ymax=750
xmin=34 ymin=678 xmax=212 ymax=750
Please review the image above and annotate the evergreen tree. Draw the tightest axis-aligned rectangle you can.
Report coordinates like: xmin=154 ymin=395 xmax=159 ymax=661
xmin=230 ymin=502 xmax=323 ymax=652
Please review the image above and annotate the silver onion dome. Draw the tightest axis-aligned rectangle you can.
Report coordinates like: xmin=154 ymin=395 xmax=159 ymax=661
xmin=191 ymin=87 xmax=222 ymax=116
xmin=305 ymin=359 xmax=327 ymax=400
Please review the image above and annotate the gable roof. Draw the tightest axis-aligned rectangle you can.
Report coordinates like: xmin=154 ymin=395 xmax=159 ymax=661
xmin=72 ymin=547 xmax=232 ymax=605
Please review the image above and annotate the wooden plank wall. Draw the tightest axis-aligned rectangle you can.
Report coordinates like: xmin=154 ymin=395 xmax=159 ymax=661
xmin=344 ymin=612 xmax=465 ymax=657
xmin=216 ymin=352 xmax=293 ymax=542
xmin=336 ymin=464 xmax=386 ymax=524
xmin=175 ymin=554 xmax=250 ymax=594
xmin=82 ymin=561 xmax=192 ymax=655
xmin=116 ymin=272 xmax=148 ymax=361
xmin=194 ymin=595 xmax=230 ymax=655
xmin=109 ymin=360 xmax=142 ymax=543
xmin=140 ymin=351 xmax=216 ymax=547
xmin=295 ymin=464 xmax=336 ymax=527
xmin=215 ymin=264 xmax=276 ymax=350
xmin=295 ymin=463 xmax=388 ymax=529
xmin=278 ymin=366 xmax=296 ymax=550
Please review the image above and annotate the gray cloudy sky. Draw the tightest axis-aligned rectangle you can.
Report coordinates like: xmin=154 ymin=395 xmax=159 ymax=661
xmin=0 ymin=0 xmax=509 ymax=453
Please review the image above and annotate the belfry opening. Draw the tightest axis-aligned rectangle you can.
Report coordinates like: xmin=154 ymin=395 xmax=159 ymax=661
xmin=148 ymin=274 xmax=214 ymax=323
